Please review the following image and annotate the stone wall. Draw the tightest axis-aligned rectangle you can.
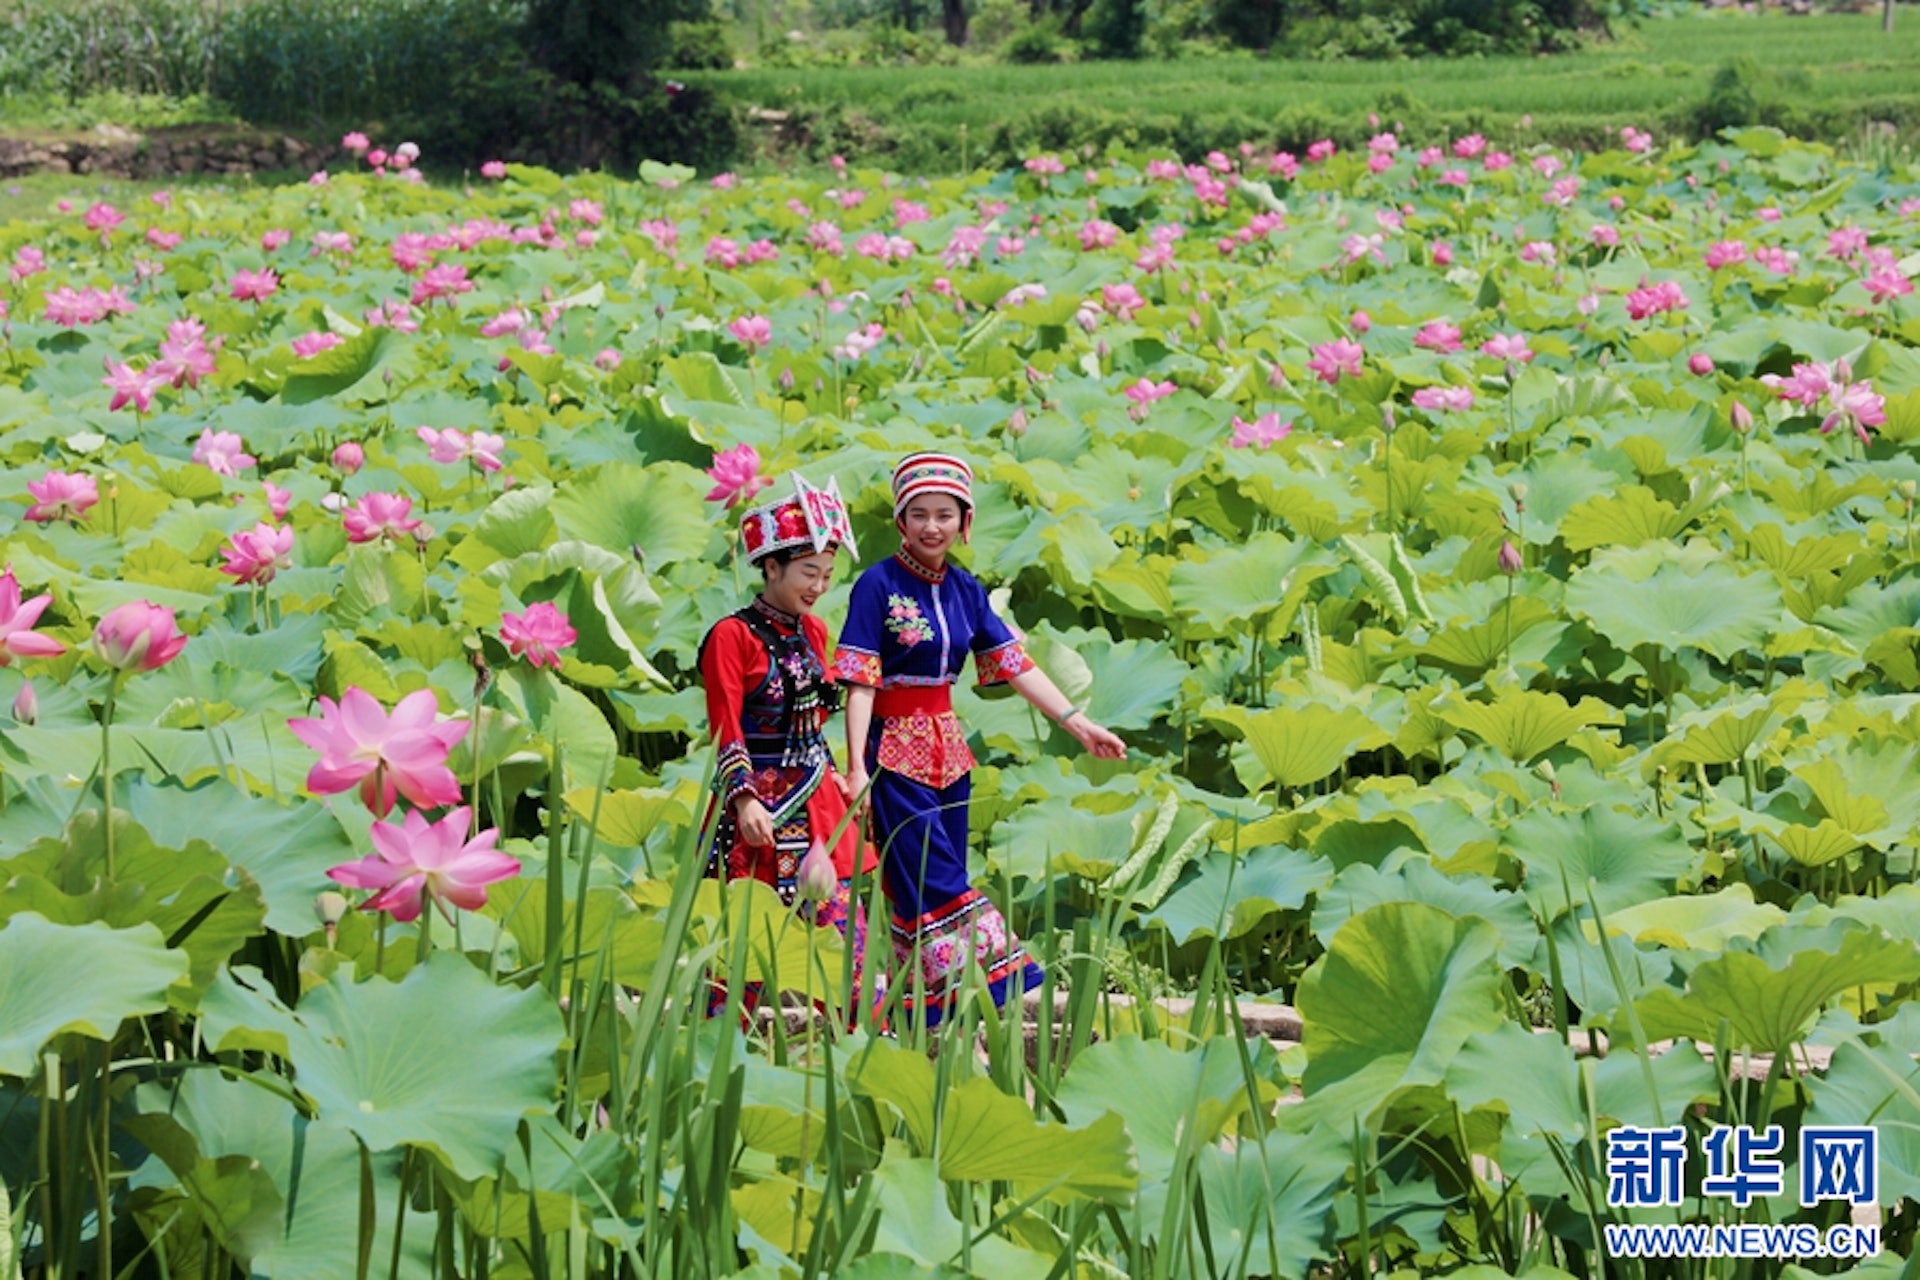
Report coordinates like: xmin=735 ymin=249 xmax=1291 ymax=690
xmin=0 ymin=126 xmax=321 ymax=181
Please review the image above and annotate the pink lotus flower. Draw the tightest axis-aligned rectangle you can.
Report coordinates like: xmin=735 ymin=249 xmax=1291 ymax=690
xmin=728 ymin=315 xmax=772 ymax=351
xmin=1620 ymin=126 xmax=1654 ymax=154
xmin=290 ymin=687 xmax=467 ymax=817
xmin=219 ymin=522 xmax=295 ymax=585
xmin=1704 ymin=240 xmax=1748 ymax=270
xmin=332 ymin=441 xmax=365 ymax=475
xmin=1431 ymin=240 xmax=1454 ymax=267
xmin=154 ymin=317 xmax=221 ymax=389
xmin=1414 ymin=320 xmax=1463 ymax=353
xmin=500 ymin=602 xmax=576 ymax=669
xmin=264 ymin=482 xmax=292 ymax=519
xmin=291 ymin=330 xmax=344 ymax=359
xmin=312 ymin=230 xmax=353 ymax=255
xmin=1589 ymin=224 xmax=1620 ymax=249
xmin=412 ymin=262 xmax=473 ymax=306
xmin=594 ymin=347 xmax=623 ymax=371
xmin=480 ymin=160 xmax=508 ymax=179
xmin=342 ymin=493 xmax=424 ymax=543
xmin=146 ymin=228 xmax=182 ymax=252
xmin=13 ymin=680 xmax=36 ymax=724
xmin=706 ymin=443 xmax=771 ymax=508
xmin=1123 ymin=378 xmax=1176 ymax=406
xmin=83 ymin=202 xmax=124 ymax=236
xmin=1480 ymin=333 xmax=1536 ymax=365
xmin=416 ymin=426 xmax=506 ymax=472
xmin=1081 ymin=220 xmax=1120 ymax=251
xmin=1305 ymin=139 xmax=1336 ymax=163
xmin=341 ymin=131 xmax=371 ymax=154
xmin=229 ymin=268 xmax=278 ymax=304
xmin=102 ymin=360 xmax=164 ymax=414
xmin=1411 ymin=386 xmax=1475 ymax=412
xmin=1024 ymin=154 xmax=1065 ymax=175
xmin=1308 ymin=338 xmax=1364 ymax=385
xmin=569 ymin=198 xmax=604 ymax=226
xmin=1101 ymin=282 xmax=1146 ymax=321
xmin=1229 ymin=412 xmax=1291 ymax=449
xmin=25 ymin=471 xmax=98 ymax=523
xmin=1763 ymin=361 xmax=1833 ymax=408
xmin=0 ymin=568 xmax=66 ymax=665
xmin=1827 ymin=226 xmax=1869 ymax=260
xmin=1688 ymin=353 xmax=1715 ymax=377
xmin=193 ymin=428 xmax=256 ymax=477
xmin=92 ymin=601 xmax=188 ymax=672
xmin=1866 ymin=267 xmax=1912 ymax=305
xmin=1498 ymin=540 xmax=1524 ymax=576
xmin=1625 ymin=280 xmax=1689 ymax=321
xmin=328 ymin=806 xmax=518 ymax=922
xmin=10 ymin=245 xmax=45 ymax=284
xmin=1453 ymin=134 xmax=1487 ymax=159
xmin=261 ymin=229 xmax=291 ymax=251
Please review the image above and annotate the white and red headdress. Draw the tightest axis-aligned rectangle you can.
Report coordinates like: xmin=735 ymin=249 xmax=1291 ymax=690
xmin=739 ymin=473 xmax=859 ymax=566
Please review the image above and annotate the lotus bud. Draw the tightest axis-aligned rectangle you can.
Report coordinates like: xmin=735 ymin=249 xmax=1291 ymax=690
xmin=1268 ymin=362 xmax=1287 ymax=389
xmin=1688 ymin=353 xmax=1714 ymax=377
xmin=778 ymin=366 xmax=794 ymax=393
xmin=315 ymin=890 xmax=348 ymax=927
xmin=11 ymin=679 xmax=35 ymax=726
xmin=1498 ymin=539 xmax=1523 ymax=577
xmin=1536 ymin=759 xmax=1561 ymax=800
xmin=1097 ymin=340 xmax=1110 ymax=361
xmin=1187 ymin=309 xmax=1201 ymax=332
xmin=320 ymin=491 xmax=348 ymax=514
xmin=1216 ymin=336 xmax=1229 ymax=353
xmin=1899 ymin=480 xmax=1917 ymax=505
xmin=1730 ymin=401 xmax=1754 ymax=435
xmin=1835 ymin=358 xmax=1852 ymax=385
xmin=1382 ymin=404 xmax=1397 ymax=435
xmin=1509 ymin=482 xmax=1528 ymax=513
xmin=796 ymin=839 xmax=836 ymax=905
xmin=1009 ymin=407 xmax=1028 ymax=437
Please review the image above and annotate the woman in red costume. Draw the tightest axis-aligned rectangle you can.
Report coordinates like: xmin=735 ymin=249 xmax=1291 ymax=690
xmin=698 ymin=472 xmax=877 ymax=1011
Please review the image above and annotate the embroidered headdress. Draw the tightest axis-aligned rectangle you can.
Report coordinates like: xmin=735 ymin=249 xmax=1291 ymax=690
xmin=891 ymin=451 xmax=973 ymax=519
xmin=739 ymin=473 xmax=859 ymax=566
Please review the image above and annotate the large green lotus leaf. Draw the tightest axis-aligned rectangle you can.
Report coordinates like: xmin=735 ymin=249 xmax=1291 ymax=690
xmin=1432 ymin=687 xmax=1621 ymax=763
xmin=845 ymin=1042 xmax=1134 ymax=1201
xmin=987 ymin=792 xmax=1144 ymax=883
xmin=506 ymin=667 xmax=617 ymax=795
xmin=1444 ymin=1022 xmax=1585 ymax=1140
xmin=550 ymin=461 xmax=712 ymax=570
xmin=483 ymin=878 xmax=665 ymax=988
xmin=0 ymin=914 xmax=188 ymax=1075
xmin=1793 ymin=738 xmax=1920 ymax=844
xmin=866 ymin=1154 xmax=1057 ymax=1280
xmin=281 ymin=326 xmax=392 ymax=405
xmin=1502 ymin=806 xmax=1698 ymax=919
xmin=129 ymin=1070 xmax=434 ymax=1280
xmin=563 ymin=782 xmax=699 ymax=847
xmin=0 ymin=811 xmax=266 ymax=1005
xmin=1600 ymin=884 xmax=1787 ymax=952
xmin=1053 ymin=1036 xmax=1254 ymax=1181
xmin=1491 ymin=452 xmax=1621 ymax=547
xmin=268 ymin=954 xmax=563 ymax=1179
xmin=1632 ymin=921 xmax=1920 ymax=1054
xmin=1209 ymin=703 xmax=1390 ymax=791
xmin=1804 ymin=1006 xmax=1920 ymax=1205
xmin=1142 ymin=847 xmax=1332 ymax=944
xmin=472 ymin=484 xmax=557 ymax=559
xmin=1190 ymin=1126 xmax=1349 ymax=1280
xmin=123 ymin=1111 xmax=288 ymax=1266
xmin=1565 ymin=559 xmax=1783 ymax=661
xmin=1414 ymin=596 xmax=1559 ymax=675
xmin=1529 ymin=916 xmax=1673 ymax=1021
xmin=1295 ymin=902 xmax=1507 ymax=1097
xmin=1312 ymin=860 xmax=1537 ymax=967
xmin=1167 ymin=532 xmax=1333 ymax=634
xmin=1556 ymin=486 xmax=1691 ymax=552
xmin=444 ymin=1114 xmax=632 ymax=1240
xmin=116 ymin=779 xmax=355 ymax=937
xmin=1647 ymin=692 xmax=1791 ymax=771
xmin=1591 ymin=1038 xmax=1720 ymax=1130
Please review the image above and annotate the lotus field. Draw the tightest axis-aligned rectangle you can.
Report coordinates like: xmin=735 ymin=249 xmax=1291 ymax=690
xmin=1 ymin=123 xmax=1920 ymax=1278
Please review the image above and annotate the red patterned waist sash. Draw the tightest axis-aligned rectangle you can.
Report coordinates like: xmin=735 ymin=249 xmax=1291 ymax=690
xmin=872 ymin=684 xmax=973 ymax=789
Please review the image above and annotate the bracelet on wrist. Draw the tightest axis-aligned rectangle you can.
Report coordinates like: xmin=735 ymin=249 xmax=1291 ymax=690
xmin=1054 ymin=704 xmax=1083 ymax=726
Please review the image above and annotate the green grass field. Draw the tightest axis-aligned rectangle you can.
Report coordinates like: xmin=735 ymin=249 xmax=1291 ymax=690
xmin=692 ymin=13 xmax=1920 ymax=167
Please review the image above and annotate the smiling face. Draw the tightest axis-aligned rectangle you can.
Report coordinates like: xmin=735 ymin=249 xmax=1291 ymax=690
xmin=761 ymin=548 xmax=837 ymax=615
xmin=899 ymin=493 xmax=965 ymax=566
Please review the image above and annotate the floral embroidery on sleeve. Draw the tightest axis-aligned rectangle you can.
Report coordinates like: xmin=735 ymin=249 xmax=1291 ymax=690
xmin=885 ymin=593 xmax=935 ymax=647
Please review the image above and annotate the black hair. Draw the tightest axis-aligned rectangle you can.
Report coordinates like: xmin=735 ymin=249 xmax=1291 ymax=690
xmin=758 ymin=543 xmax=841 ymax=578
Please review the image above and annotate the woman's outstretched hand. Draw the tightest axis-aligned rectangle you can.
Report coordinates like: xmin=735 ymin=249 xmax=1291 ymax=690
xmin=1069 ymin=716 xmax=1128 ymax=760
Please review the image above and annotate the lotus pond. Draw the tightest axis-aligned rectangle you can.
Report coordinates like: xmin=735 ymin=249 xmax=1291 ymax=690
xmin=0 ymin=127 xmax=1918 ymax=1279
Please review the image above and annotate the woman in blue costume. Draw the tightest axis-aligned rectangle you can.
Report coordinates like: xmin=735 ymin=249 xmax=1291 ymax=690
xmin=832 ymin=452 xmax=1126 ymax=1029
